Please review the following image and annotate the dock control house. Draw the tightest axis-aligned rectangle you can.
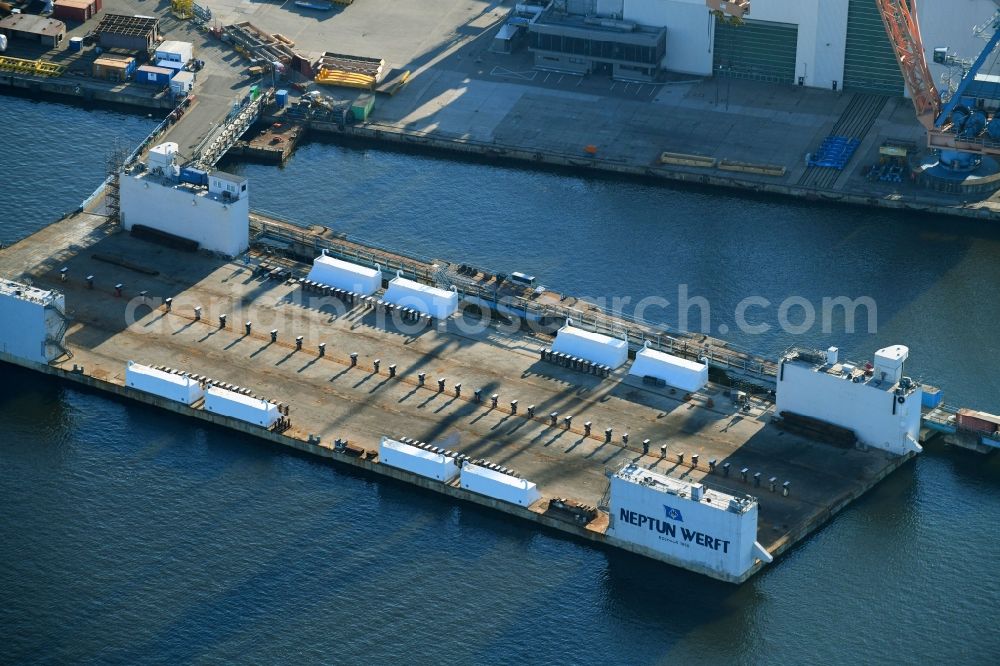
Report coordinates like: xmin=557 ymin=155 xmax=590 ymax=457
xmin=94 ymin=13 xmax=159 ymax=52
xmin=120 ymin=142 xmax=250 ymax=257
xmin=0 ymin=14 xmax=66 ymax=47
xmin=527 ymin=6 xmax=665 ymax=81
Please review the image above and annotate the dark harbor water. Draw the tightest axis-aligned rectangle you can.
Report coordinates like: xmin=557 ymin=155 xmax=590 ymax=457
xmin=2 ymin=96 xmax=1000 ymax=664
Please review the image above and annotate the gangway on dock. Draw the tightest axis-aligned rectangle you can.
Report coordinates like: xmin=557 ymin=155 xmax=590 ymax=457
xmin=191 ymin=91 xmax=269 ymax=168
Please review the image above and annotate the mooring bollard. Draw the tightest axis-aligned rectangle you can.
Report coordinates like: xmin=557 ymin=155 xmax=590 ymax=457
xmin=350 ymin=353 xmax=358 ymax=367
xmin=491 ymin=393 xmax=499 ymax=408
xmin=454 ymin=382 xmax=461 ymax=397
xmin=642 ymin=439 xmax=650 ymax=455
xmin=60 ymin=267 xmax=68 ymax=282
xmin=622 ymin=433 xmax=629 ymax=446
xmin=219 ymin=314 xmax=227 ymax=329
xmin=296 ymin=335 xmax=303 ymax=350
xmin=605 ymin=427 xmax=612 ymax=443
xmin=550 ymin=411 xmax=558 ymax=426
xmin=474 ymin=389 xmax=482 ymax=403
xmin=86 ymin=275 xmax=94 ymax=289
xmin=389 ymin=364 xmax=397 ymax=378
xmin=114 ymin=283 xmax=123 ymax=297
xmin=373 ymin=359 xmax=380 ymax=373
xmin=271 ymin=329 xmax=278 ymax=343
xmin=584 ymin=421 xmax=592 ymax=436
xmin=164 ymin=297 xmax=172 ymax=311
xmin=510 ymin=400 xmax=517 ymax=414
xmin=438 ymin=378 xmax=445 ymax=393
xmin=527 ymin=404 xmax=536 ymax=418
xmin=245 ymin=321 xmax=252 ymax=336
xmin=318 ymin=342 xmax=326 ymax=357
xmin=418 ymin=372 xmax=425 ymax=386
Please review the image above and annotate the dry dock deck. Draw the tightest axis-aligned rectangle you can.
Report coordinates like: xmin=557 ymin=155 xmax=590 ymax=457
xmin=0 ymin=211 xmax=914 ymax=581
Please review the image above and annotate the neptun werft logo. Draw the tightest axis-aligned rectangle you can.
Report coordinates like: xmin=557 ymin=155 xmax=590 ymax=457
xmin=664 ymin=505 xmax=684 ymax=522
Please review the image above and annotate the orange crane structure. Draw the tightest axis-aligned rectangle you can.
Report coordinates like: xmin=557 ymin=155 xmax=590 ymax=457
xmin=877 ymin=0 xmax=1000 ymax=164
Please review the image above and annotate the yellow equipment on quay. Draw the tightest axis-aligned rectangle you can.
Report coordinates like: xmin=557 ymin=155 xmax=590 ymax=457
xmin=0 ymin=55 xmax=65 ymax=77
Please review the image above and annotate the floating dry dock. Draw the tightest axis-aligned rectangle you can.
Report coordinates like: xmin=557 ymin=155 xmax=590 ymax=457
xmin=0 ymin=207 xmax=924 ymax=583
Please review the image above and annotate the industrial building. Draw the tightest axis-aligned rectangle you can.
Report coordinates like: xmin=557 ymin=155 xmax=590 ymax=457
xmin=0 ymin=14 xmax=66 ymax=48
xmin=520 ymin=0 xmax=997 ymax=94
xmin=52 ymin=0 xmax=103 ymax=24
xmin=94 ymin=13 xmax=159 ymax=52
xmin=528 ymin=5 xmax=667 ymax=81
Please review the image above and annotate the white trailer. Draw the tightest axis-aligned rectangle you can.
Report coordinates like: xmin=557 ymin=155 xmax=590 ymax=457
xmin=460 ymin=462 xmax=541 ymax=506
xmin=378 ymin=437 xmax=459 ymax=482
xmin=125 ymin=361 xmax=204 ymax=405
xmin=551 ymin=320 xmax=628 ymax=369
xmin=383 ymin=274 xmax=458 ymax=319
xmin=306 ymin=250 xmax=382 ymax=295
xmin=203 ymin=386 xmax=280 ymax=428
xmin=629 ymin=344 xmax=708 ymax=393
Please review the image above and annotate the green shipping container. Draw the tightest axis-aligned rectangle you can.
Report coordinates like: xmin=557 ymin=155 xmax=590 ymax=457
xmin=351 ymin=94 xmax=375 ymax=122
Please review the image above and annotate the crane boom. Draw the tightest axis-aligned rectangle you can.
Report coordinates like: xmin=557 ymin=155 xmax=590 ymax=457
xmin=876 ymin=0 xmax=940 ymax=131
xmin=877 ymin=0 xmax=1000 ymax=158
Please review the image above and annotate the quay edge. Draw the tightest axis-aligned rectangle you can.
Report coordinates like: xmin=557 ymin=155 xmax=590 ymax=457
xmin=0 ymin=350 xmax=912 ymax=585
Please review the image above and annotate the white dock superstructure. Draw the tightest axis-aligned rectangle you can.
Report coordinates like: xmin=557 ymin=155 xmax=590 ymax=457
xmin=608 ymin=463 xmax=771 ymax=580
xmin=776 ymin=345 xmax=923 ymax=455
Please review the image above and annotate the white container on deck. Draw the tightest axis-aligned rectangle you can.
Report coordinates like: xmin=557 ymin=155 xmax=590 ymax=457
xmin=379 ymin=437 xmax=459 ymax=482
xmin=628 ymin=344 xmax=708 ymax=392
xmin=460 ymin=462 xmax=541 ymax=506
xmin=306 ymin=250 xmax=382 ymax=295
xmin=551 ymin=319 xmax=628 ymax=369
xmin=125 ymin=361 xmax=204 ymax=405
xmin=383 ymin=273 xmax=458 ymax=319
xmin=204 ymin=386 xmax=280 ymax=427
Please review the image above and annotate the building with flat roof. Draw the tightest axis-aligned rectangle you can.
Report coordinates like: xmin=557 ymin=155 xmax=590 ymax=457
xmin=0 ymin=14 xmax=66 ymax=47
xmin=94 ymin=13 xmax=159 ymax=52
xmin=53 ymin=0 xmax=103 ymax=24
xmin=528 ymin=5 xmax=666 ymax=81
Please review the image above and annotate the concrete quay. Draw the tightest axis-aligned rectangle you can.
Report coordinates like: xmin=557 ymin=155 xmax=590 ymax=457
xmin=4 ymin=0 xmax=1000 ymax=219
xmin=0 ymin=207 xmax=916 ymax=582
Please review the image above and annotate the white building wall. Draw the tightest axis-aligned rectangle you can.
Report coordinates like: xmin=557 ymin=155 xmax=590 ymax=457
xmin=120 ymin=174 xmax=249 ymax=257
xmin=624 ymin=0 xmax=851 ymax=87
xmin=776 ymin=362 xmax=922 ymax=455
xmin=0 ymin=281 xmax=64 ymax=364
xmin=608 ymin=470 xmax=761 ymax=578
xmin=624 ymin=0 xmax=714 ymax=75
